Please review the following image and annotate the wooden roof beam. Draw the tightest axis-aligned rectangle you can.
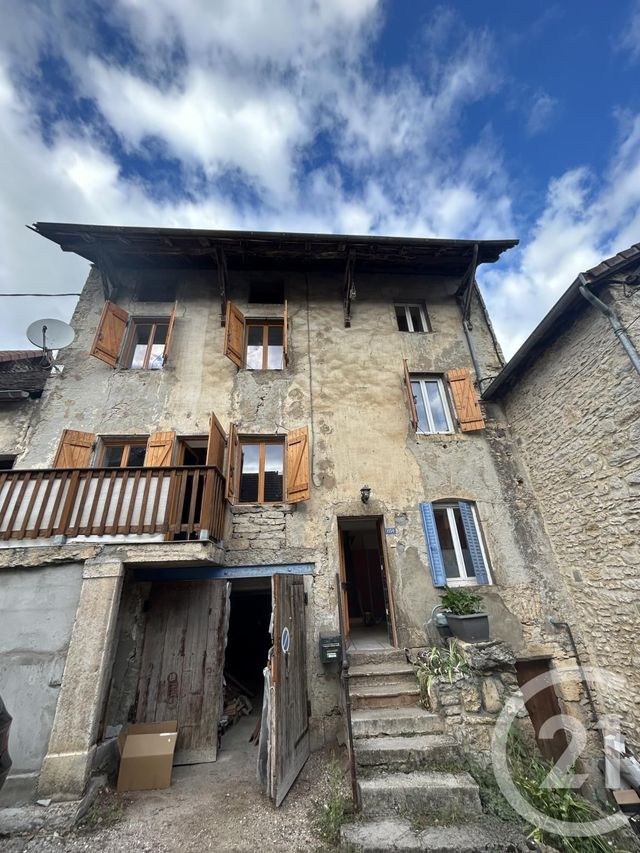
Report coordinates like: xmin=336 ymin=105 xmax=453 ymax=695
xmin=343 ymin=250 xmax=356 ymax=328
xmin=217 ymin=246 xmax=229 ymax=326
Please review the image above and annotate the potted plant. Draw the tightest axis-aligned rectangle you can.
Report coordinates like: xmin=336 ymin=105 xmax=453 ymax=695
xmin=440 ymin=586 xmax=489 ymax=642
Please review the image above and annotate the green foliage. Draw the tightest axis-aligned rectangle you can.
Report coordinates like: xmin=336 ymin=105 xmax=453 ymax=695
xmin=412 ymin=640 xmax=469 ymax=705
xmin=312 ymin=755 xmax=352 ymax=848
xmin=440 ymin=585 xmax=484 ymax=615
xmin=464 ymin=733 xmax=630 ymax=853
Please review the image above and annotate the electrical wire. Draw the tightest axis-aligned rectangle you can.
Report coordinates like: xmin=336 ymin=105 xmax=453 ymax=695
xmin=0 ymin=292 xmax=81 ymax=297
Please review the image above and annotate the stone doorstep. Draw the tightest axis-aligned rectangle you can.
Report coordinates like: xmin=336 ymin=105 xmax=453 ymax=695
xmin=351 ymin=707 xmax=444 ymax=739
xmin=348 ymin=648 xmax=408 ymax=668
xmin=350 ymin=683 xmax=421 ymax=711
xmin=340 ymin=817 xmax=528 ymax=852
xmin=348 ymin=662 xmax=417 ymax=686
xmin=354 ymin=734 xmax=460 ymax=770
xmin=358 ymin=771 xmax=481 ymax=818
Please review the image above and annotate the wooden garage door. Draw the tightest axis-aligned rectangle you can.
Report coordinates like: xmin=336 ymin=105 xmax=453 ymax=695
xmin=136 ymin=580 xmax=230 ymax=765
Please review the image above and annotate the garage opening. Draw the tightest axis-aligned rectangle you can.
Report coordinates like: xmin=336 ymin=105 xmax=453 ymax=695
xmin=220 ymin=579 xmax=272 ymax=757
xmin=338 ymin=517 xmax=395 ymax=648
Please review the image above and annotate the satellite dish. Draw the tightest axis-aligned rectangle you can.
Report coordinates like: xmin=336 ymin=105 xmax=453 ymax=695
xmin=27 ymin=319 xmax=75 ymax=351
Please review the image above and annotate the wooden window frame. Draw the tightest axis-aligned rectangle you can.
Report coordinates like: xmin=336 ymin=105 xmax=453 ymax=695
xmin=122 ymin=317 xmax=170 ymax=370
xmin=245 ymin=319 xmax=285 ymax=370
xmin=432 ymin=501 xmax=492 ymax=585
xmin=411 ymin=376 xmax=454 ymax=434
xmin=98 ymin=437 xmax=149 ymax=468
xmin=238 ymin=437 xmax=286 ymax=504
xmin=395 ymin=302 xmax=430 ymax=333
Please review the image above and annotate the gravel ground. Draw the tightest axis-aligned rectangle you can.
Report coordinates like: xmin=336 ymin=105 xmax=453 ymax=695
xmin=0 ymin=717 xmax=347 ymax=853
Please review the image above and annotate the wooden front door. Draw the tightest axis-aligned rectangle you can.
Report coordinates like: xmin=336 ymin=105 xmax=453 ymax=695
xmin=268 ymin=573 xmax=310 ymax=806
xmin=136 ymin=580 xmax=230 ymax=765
xmin=516 ymin=658 xmax=569 ymax=764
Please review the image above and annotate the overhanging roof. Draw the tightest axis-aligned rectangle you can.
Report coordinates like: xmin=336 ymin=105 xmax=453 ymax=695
xmin=483 ymin=242 xmax=640 ymax=400
xmin=30 ymin=222 xmax=518 ymax=275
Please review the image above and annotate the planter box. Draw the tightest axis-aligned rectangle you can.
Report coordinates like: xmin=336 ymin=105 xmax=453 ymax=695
xmin=446 ymin=613 xmax=489 ymax=643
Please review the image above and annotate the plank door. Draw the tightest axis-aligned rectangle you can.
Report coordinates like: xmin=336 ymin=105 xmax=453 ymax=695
xmin=136 ymin=580 xmax=230 ymax=765
xmin=515 ymin=658 xmax=569 ymax=764
xmin=268 ymin=573 xmax=310 ymax=806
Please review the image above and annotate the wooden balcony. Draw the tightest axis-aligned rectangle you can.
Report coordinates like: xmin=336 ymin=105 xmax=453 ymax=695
xmin=0 ymin=465 xmax=226 ymax=544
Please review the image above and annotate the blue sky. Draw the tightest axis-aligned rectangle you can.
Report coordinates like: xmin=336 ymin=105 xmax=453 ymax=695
xmin=1 ymin=0 xmax=640 ymax=356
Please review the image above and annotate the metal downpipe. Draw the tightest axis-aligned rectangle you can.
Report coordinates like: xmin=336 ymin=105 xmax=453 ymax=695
xmin=578 ymin=274 xmax=640 ymax=376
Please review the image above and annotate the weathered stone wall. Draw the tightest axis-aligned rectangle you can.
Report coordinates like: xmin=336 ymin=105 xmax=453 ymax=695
xmin=502 ymin=283 xmax=640 ymax=742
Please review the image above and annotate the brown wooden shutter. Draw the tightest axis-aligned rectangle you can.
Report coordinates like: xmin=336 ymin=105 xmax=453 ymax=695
xmin=90 ymin=301 xmax=129 ymax=367
xmin=403 ymin=359 xmax=418 ymax=432
xmin=224 ymin=423 xmax=239 ymax=503
xmin=144 ymin=431 xmax=176 ymax=466
xmin=223 ymin=301 xmax=245 ymax=368
xmin=53 ymin=429 xmax=96 ymax=468
xmin=163 ymin=301 xmax=178 ymax=364
xmin=206 ymin=412 xmax=227 ymax=470
xmin=286 ymin=426 xmax=310 ymax=503
xmin=283 ymin=299 xmax=289 ymax=367
xmin=447 ymin=368 xmax=485 ymax=431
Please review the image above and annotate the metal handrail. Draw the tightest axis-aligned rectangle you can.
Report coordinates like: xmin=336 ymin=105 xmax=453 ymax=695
xmin=335 ymin=572 xmax=359 ymax=810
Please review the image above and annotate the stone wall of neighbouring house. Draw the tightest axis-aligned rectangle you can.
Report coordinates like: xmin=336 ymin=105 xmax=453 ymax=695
xmin=502 ymin=283 xmax=640 ymax=743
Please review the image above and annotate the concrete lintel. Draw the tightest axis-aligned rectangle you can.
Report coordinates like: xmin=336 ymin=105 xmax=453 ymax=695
xmin=83 ymin=558 xmax=125 ymax=580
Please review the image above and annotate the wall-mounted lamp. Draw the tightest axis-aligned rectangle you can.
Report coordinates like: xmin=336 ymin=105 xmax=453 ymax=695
xmin=360 ymin=485 xmax=371 ymax=504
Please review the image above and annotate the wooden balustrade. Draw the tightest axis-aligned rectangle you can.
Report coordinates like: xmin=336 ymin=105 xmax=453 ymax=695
xmin=0 ymin=465 xmax=226 ymax=543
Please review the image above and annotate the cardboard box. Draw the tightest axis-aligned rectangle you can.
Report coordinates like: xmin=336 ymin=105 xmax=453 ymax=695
xmin=116 ymin=720 xmax=178 ymax=793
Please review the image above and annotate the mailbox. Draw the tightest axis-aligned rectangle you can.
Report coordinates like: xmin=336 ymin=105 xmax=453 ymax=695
xmin=319 ymin=634 xmax=342 ymax=664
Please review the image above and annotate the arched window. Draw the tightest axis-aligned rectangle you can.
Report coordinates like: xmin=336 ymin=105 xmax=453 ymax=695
xmin=420 ymin=500 xmax=491 ymax=586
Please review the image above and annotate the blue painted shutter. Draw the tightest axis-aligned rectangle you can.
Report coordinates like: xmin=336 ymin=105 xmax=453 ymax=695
xmin=458 ymin=501 xmax=490 ymax=584
xmin=420 ymin=502 xmax=447 ymax=587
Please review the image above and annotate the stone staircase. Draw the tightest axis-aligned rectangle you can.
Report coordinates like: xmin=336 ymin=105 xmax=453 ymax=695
xmin=340 ymin=647 xmax=526 ymax=852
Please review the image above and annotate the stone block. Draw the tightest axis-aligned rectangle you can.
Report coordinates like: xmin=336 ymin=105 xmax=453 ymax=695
xmin=461 ymin=685 xmax=482 ymax=712
xmin=481 ymin=678 xmax=503 ymax=714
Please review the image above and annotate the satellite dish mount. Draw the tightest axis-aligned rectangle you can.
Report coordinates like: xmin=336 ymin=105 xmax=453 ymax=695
xmin=26 ymin=319 xmax=76 ymax=370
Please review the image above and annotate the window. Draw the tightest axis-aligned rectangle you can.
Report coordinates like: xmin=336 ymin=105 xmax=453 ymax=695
xmin=239 ymin=440 xmax=284 ymax=503
xmin=99 ymin=439 xmax=148 ymax=468
xmin=136 ymin=281 xmax=177 ymax=302
xmin=411 ymin=376 xmax=453 ymax=434
xmin=125 ymin=320 xmax=169 ymax=370
xmin=246 ymin=322 xmax=284 ymax=370
xmin=395 ymin=303 xmax=429 ymax=332
xmin=249 ymin=280 xmax=284 ymax=304
xmin=0 ymin=455 xmax=15 ymax=470
xmin=420 ymin=500 xmax=491 ymax=585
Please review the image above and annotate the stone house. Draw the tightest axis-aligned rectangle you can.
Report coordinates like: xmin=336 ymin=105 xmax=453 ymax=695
xmin=0 ymin=223 xmax=595 ymax=808
xmin=484 ymin=243 xmax=640 ymax=745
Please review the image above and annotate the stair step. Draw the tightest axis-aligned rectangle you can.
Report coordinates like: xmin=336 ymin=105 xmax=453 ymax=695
xmin=358 ymin=771 xmax=481 ymax=818
xmin=348 ymin=648 xmax=408 ymax=667
xmin=350 ymin=683 xmax=421 ymax=711
xmin=349 ymin=662 xmax=417 ymax=688
xmin=340 ymin=817 xmax=527 ymax=852
xmin=351 ymin=707 xmax=444 ymax=739
xmin=355 ymin=734 xmax=460 ymax=770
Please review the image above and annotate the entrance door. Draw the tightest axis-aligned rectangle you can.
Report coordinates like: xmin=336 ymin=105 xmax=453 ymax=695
xmin=516 ymin=658 xmax=569 ymax=764
xmin=338 ymin=517 xmax=396 ymax=646
xmin=136 ymin=579 xmax=230 ymax=765
xmin=268 ymin=573 xmax=310 ymax=807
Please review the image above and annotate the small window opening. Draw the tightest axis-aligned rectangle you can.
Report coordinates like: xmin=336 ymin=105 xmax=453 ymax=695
xmin=239 ymin=440 xmax=284 ymax=503
xmin=246 ymin=321 xmax=284 ymax=370
xmin=0 ymin=455 xmax=16 ymax=470
xmin=126 ymin=320 xmax=169 ymax=370
xmin=136 ymin=281 xmax=177 ymax=302
xmin=100 ymin=439 xmax=148 ymax=468
xmin=248 ymin=280 xmax=284 ymax=304
xmin=395 ymin=303 xmax=430 ymax=333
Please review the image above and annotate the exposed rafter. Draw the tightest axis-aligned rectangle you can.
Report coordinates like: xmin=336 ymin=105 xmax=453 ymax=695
xmin=216 ymin=246 xmax=229 ymax=326
xmin=343 ymin=250 xmax=356 ymax=327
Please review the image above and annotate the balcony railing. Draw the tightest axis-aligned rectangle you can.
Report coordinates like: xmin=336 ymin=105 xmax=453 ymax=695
xmin=0 ymin=465 xmax=226 ymax=544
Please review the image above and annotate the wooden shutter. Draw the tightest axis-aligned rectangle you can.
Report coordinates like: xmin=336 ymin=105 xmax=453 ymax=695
xmin=223 ymin=301 xmax=245 ymax=368
xmin=447 ymin=368 xmax=485 ymax=431
xmin=403 ymin=359 xmax=418 ymax=432
xmin=458 ymin=501 xmax=490 ymax=584
xmin=419 ymin=502 xmax=446 ymax=587
xmin=283 ymin=299 xmax=289 ymax=367
xmin=53 ymin=429 xmax=95 ymax=468
xmin=206 ymin=412 xmax=227 ymax=470
xmin=144 ymin=431 xmax=176 ymax=466
xmin=224 ymin=423 xmax=239 ymax=503
xmin=286 ymin=426 xmax=310 ymax=503
xmin=163 ymin=301 xmax=178 ymax=364
xmin=90 ymin=301 xmax=129 ymax=367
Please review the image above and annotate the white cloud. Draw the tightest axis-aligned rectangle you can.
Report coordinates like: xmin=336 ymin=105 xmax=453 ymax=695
xmin=619 ymin=0 xmax=640 ymax=63
xmin=526 ymin=91 xmax=559 ymax=136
